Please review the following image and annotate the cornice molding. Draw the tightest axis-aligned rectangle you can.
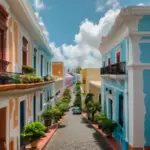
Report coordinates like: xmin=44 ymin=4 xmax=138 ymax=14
xmin=127 ymin=64 xmax=150 ymax=70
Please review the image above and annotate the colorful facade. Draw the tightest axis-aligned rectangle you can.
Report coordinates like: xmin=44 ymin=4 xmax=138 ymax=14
xmin=81 ymin=68 xmax=100 ymax=94
xmin=51 ymin=62 xmax=64 ymax=104
xmin=100 ymin=6 xmax=150 ymax=150
xmin=89 ymin=81 xmax=101 ymax=104
xmin=52 ymin=62 xmax=64 ymax=78
xmin=0 ymin=0 xmax=54 ymax=150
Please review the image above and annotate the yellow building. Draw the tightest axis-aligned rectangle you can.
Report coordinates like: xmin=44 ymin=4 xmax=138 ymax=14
xmin=81 ymin=68 xmax=101 ymax=94
xmin=52 ymin=62 xmax=64 ymax=104
xmin=89 ymin=81 xmax=101 ymax=104
xmin=52 ymin=62 xmax=64 ymax=78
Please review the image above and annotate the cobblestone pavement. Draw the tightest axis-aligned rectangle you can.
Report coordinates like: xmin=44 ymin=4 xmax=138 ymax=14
xmin=44 ymin=110 xmax=113 ymax=150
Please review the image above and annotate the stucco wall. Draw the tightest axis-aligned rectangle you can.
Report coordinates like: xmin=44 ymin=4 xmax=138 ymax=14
xmin=52 ymin=62 xmax=64 ymax=78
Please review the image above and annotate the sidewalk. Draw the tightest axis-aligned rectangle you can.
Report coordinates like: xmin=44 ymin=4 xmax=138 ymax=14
xmin=82 ymin=112 xmax=122 ymax=150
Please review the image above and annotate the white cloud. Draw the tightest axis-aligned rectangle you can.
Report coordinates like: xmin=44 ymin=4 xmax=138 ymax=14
xmin=35 ymin=12 xmax=49 ymax=40
xmin=96 ymin=0 xmax=120 ymax=12
xmin=34 ymin=0 xmax=44 ymax=10
xmin=51 ymin=8 xmax=120 ymax=68
xmin=137 ymin=3 xmax=150 ymax=6
xmin=34 ymin=1 xmax=120 ymax=69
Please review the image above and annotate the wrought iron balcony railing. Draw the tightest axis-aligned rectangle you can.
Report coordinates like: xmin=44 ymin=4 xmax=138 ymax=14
xmin=101 ymin=62 xmax=126 ymax=75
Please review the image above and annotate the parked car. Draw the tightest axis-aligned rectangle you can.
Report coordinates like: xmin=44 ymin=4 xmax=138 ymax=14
xmin=72 ymin=107 xmax=81 ymax=114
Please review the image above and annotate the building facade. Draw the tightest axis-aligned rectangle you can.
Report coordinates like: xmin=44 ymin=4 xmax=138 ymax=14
xmin=89 ymin=81 xmax=101 ymax=104
xmin=100 ymin=6 xmax=150 ymax=150
xmin=51 ymin=62 xmax=64 ymax=104
xmin=81 ymin=68 xmax=100 ymax=94
xmin=0 ymin=0 xmax=54 ymax=150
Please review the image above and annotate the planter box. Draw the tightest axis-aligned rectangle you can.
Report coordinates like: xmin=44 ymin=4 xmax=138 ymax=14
xmin=0 ymin=80 xmax=54 ymax=92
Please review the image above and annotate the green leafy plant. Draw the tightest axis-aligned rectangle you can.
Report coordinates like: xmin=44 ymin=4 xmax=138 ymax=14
xmin=97 ymin=113 xmax=108 ymax=129
xmin=101 ymin=119 xmax=117 ymax=135
xmin=94 ymin=112 xmax=101 ymax=123
xmin=41 ymin=110 xmax=52 ymax=127
xmin=50 ymin=107 xmax=62 ymax=123
xmin=10 ymin=74 xmax=21 ymax=84
xmin=22 ymin=65 xmax=35 ymax=74
xmin=21 ymin=121 xmax=47 ymax=142
xmin=85 ymin=93 xmax=94 ymax=106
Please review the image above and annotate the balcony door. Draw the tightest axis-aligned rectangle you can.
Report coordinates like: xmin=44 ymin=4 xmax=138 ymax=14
xmin=40 ymin=55 xmax=43 ymax=76
xmin=116 ymin=51 xmax=120 ymax=63
xmin=22 ymin=37 xmax=28 ymax=66
xmin=0 ymin=5 xmax=8 ymax=61
xmin=0 ymin=107 xmax=6 ymax=150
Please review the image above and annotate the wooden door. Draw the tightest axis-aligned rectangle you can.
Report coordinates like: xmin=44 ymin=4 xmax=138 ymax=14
xmin=0 ymin=107 xmax=6 ymax=150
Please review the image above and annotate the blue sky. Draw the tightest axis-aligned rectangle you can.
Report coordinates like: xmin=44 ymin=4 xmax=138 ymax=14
xmin=30 ymin=0 xmax=149 ymax=68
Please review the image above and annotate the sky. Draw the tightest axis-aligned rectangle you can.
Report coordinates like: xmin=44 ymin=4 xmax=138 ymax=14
xmin=30 ymin=0 xmax=150 ymax=69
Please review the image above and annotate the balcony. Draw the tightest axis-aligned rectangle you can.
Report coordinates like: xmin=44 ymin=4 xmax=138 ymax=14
xmin=0 ymin=64 xmax=55 ymax=93
xmin=101 ymin=62 xmax=126 ymax=80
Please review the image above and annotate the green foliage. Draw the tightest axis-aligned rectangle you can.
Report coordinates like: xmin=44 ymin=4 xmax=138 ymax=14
xmin=101 ymin=119 xmax=117 ymax=134
xmin=11 ymin=74 xmax=21 ymax=84
xmin=21 ymin=121 xmax=47 ymax=142
xmin=94 ymin=112 xmax=101 ymax=123
xmin=41 ymin=110 xmax=52 ymax=121
xmin=85 ymin=93 xmax=94 ymax=106
xmin=50 ymin=107 xmax=62 ymax=122
xmin=22 ymin=65 xmax=35 ymax=74
xmin=58 ymin=102 xmax=69 ymax=112
xmin=21 ymin=74 xmax=43 ymax=84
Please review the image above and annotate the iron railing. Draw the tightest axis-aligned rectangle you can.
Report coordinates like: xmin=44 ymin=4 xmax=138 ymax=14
xmin=101 ymin=62 xmax=126 ymax=75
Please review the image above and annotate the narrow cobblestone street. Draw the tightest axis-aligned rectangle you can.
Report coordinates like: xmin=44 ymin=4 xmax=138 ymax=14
xmin=44 ymin=110 xmax=113 ymax=150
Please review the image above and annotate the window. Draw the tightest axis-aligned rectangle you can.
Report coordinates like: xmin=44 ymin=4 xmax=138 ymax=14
xmin=116 ymin=51 xmax=120 ymax=63
xmin=0 ymin=30 xmax=4 ymax=59
xmin=108 ymin=57 xmax=111 ymax=66
xmin=40 ymin=55 xmax=43 ymax=76
xmin=83 ymin=78 xmax=86 ymax=84
xmin=109 ymin=99 xmax=113 ymax=120
xmin=119 ymin=95 xmax=123 ymax=127
xmin=22 ymin=37 xmax=28 ymax=65
xmin=47 ymin=90 xmax=49 ymax=102
xmin=33 ymin=49 xmax=37 ymax=69
xmin=0 ymin=5 xmax=8 ymax=60
xmin=99 ymin=94 xmax=101 ymax=105
xmin=47 ymin=62 xmax=49 ymax=75
xmin=103 ymin=61 xmax=105 ymax=67
xmin=40 ymin=94 xmax=43 ymax=111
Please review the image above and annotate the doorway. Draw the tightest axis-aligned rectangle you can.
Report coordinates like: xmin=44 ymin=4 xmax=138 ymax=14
xmin=20 ymin=101 xmax=25 ymax=147
xmin=33 ymin=96 xmax=36 ymax=121
xmin=109 ymin=99 xmax=113 ymax=120
xmin=0 ymin=107 xmax=6 ymax=150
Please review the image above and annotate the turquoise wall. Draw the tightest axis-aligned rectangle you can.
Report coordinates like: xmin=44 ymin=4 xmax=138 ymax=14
xmin=103 ymin=39 xmax=127 ymax=66
xmin=138 ymin=15 xmax=150 ymax=32
xmin=139 ymin=43 xmax=150 ymax=63
xmin=143 ymin=70 xmax=150 ymax=146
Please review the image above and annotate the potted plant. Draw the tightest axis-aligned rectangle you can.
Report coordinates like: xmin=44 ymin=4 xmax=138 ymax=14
xmin=101 ymin=119 xmax=117 ymax=137
xmin=22 ymin=65 xmax=35 ymax=74
xmin=41 ymin=110 xmax=52 ymax=127
xmin=21 ymin=121 xmax=47 ymax=148
xmin=97 ymin=113 xmax=107 ymax=129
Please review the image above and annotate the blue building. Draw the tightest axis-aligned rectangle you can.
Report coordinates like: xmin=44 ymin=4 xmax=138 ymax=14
xmin=100 ymin=6 xmax=150 ymax=150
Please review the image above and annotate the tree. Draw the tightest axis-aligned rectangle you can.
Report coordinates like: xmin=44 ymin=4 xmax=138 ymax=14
xmin=85 ymin=93 xmax=94 ymax=106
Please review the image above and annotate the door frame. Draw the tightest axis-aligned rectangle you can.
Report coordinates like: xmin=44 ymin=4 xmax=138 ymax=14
xmin=0 ymin=103 xmax=8 ymax=150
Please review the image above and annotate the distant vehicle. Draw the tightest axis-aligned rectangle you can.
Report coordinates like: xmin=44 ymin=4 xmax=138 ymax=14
xmin=72 ymin=106 xmax=81 ymax=114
